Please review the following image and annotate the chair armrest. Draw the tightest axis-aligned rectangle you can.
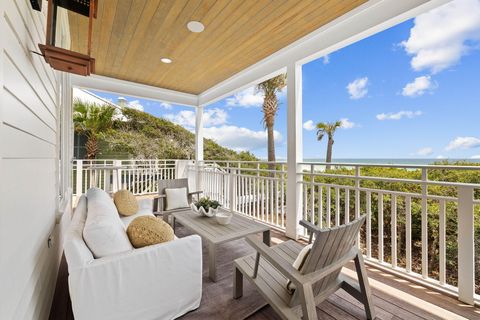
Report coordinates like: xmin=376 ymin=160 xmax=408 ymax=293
xmin=188 ymin=190 xmax=203 ymax=197
xmin=299 ymin=220 xmax=320 ymax=233
xmin=245 ymin=235 xmax=306 ymax=286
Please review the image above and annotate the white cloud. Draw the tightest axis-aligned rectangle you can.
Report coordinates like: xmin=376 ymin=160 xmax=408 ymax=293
xmin=347 ymin=77 xmax=369 ymax=99
xmin=165 ymin=108 xmax=228 ymax=128
xmin=303 ymin=120 xmax=316 ymax=131
xmin=436 ymin=155 xmax=446 ymax=159
xmin=401 ymin=0 xmax=480 ymax=74
xmin=226 ymin=87 xmax=264 ymax=108
xmin=445 ymin=136 xmax=480 ymax=151
xmin=376 ymin=110 xmax=422 ymax=121
xmin=402 ymin=75 xmax=437 ymax=97
xmin=127 ymin=100 xmax=144 ymax=111
xmin=340 ymin=118 xmax=355 ymax=129
xmin=415 ymin=147 xmax=434 ymax=156
xmin=203 ymin=125 xmax=282 ymax=151
xmin=160 ymin=102 xmax=173 ymax=110
xmin=470 ymin=155 xmax=480 ymax=159
xmin=322 ymin=55 xmax=330 ymax=64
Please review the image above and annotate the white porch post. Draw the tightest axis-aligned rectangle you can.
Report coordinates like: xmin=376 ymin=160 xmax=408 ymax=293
xmin=195 ymin=106 xmax=204 ymax=192
xmin=285 ymin=63 xmax=303 ymax=239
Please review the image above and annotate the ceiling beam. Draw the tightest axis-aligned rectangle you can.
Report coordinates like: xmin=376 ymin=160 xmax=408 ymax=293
xmin=197 ymin=0 xmax=450 ymax=107
xmin=71 ymin=74 xmax=199 ymax=107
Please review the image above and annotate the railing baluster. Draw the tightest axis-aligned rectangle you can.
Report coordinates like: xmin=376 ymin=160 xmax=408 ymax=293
xmin=335 ymin=187 xmax=340 ymax=226
xmin=326 ymin=187 xmax=331 ymax=228
xmin=391 ymin=194 xmax=397 ymax=268
xmin=345 ymin=188 xmax=350 ymax=224
xmin=421 ymin=168 xmax=428 ymax=279
xmin=378 ymin=192 xmax=384 ymax=263
xmin=318 ymin=185 xmax=323 ymax=228
xmin=270 ymin=179 xmax=274 ymax=224
xmin=439 ymin=199 xmax=446 ymax=285
xmin=406 ymin=196 xmax=412 ymax=273
xmin=366 ymin=191 xmax=372 ymax=259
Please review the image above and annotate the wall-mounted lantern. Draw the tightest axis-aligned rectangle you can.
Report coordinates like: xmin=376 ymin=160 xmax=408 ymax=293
xmin=38 ymin=0 xmax=97 ymax=76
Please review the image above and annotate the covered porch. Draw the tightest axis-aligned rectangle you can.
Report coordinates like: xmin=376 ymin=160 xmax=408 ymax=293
xmin=2 ymin=0 xmax=480 ymax=319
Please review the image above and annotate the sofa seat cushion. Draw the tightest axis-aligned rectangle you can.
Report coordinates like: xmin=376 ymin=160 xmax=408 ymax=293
xmin=127 ymin=216 xmax=174 ymax=248
xmin=114 ymin=189 xmax=139 ymax=216
xmin=83 ymin=188 xmax=133 ymax=258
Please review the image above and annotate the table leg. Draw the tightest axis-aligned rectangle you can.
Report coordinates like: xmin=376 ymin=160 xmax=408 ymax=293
xmin=208 ymin=242 xmax=217 ymax=282
xmin=263 ymin=229 xmax=271 ymax=246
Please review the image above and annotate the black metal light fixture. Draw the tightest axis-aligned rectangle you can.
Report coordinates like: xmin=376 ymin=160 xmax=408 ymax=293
xmin=30 ymin=0 xmax=42 ymax=11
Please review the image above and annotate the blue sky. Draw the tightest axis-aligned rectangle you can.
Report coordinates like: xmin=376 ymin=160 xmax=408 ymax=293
xmin=89 ymin=0 xmax=480 ymax=160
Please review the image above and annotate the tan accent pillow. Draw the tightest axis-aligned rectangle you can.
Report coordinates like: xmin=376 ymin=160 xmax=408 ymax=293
xmin=114 ymin=190 xmax=139 ymax=216
xmin=286 ymin=243 xmax=313 ymax=294
xmin=126 ymin=216 xmax=174 ymax=248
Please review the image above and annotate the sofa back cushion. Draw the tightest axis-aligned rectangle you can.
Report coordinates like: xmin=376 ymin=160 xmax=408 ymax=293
xmin=83 ymin=188 xmax=133 ymax=258
xmin=64 ymin=195 xmax=94 ymax=271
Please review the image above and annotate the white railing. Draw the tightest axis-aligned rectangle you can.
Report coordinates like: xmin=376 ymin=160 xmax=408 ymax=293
xmin=190 ymin=161 xmax=288 ymax=230
xmin=298 ymin=162 xmax=480 ymax=305
xmin=73 ymin=159 xmax=177 ymax=195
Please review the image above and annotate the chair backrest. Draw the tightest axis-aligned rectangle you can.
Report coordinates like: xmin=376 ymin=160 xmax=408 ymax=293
xmin=157 ymin=178 xmax=192 ymax=212
xmin=291 ymin=215 xmax=366 ymax=305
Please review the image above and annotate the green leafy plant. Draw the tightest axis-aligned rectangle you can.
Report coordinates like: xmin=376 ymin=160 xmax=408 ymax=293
xmin=194 ymin=197 xmax=221 ymax=211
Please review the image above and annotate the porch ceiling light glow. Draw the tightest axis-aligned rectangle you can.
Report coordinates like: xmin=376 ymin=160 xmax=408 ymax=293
xmin=187 ymin=21 xmax=204 ymax=33
xmin=161 ymin=58 xmax=172 ymax=64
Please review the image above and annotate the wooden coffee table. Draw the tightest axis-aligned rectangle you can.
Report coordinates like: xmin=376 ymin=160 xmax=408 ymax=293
xmin=171 ymin=209 xmax=270 ymax=282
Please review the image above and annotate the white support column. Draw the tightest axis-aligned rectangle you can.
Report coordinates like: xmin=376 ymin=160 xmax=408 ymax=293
xmin=195 ymin=106 xmax=204 ymax=192
xmin=285 ymin=63 xmax=303 ymax=239
xmin=457 ymin=186 xmax=475 ymax=305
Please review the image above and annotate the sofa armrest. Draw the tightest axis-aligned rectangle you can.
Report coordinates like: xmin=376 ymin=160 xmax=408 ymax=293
xmin=68 ymin=235 xmax=203 ymax=320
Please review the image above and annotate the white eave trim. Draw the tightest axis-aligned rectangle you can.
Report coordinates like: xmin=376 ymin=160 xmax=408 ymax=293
xmin=71 ymin=74 xmax=198 ymax=107
xmin=197 ymin=0 xmax=450 ymax=107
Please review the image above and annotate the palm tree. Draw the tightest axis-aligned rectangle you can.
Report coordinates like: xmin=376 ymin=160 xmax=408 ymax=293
xmin=73 ymin=99 xmax=116 ymax=159
xmin=316 ymin=121 xmax=342 ymax=170
xmin=256 ymin=74 xmax=286 ymax=173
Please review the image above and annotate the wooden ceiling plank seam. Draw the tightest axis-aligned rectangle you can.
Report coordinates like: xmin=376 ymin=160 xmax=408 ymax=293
xmin=125 ymin=0 xmax=190 ymax=82
xmin=186 ymin=0 xmax=323 ymax=86
xmin=153 ymin=0 xmax=270 ymax=90
xmin=91 ymin=0 xmax=105 ymax=57
xmin=137 ymin=0 xmax=204 ymax=85
xmin=109 ymin=0 xmax=148 ymax=76
xmin=154 ymin=0 xmax=219 ymax=87
xmin=214 ymin=1 xmax=361 ymax=80
xmin=166 ymin=0 xmax=288 ymax=90
xmin=115 ymin=0 xmax=167 ymax=80
xmin=95 ymin=0 xmax=119 ymax=73
xmin=103 ymin=0 xmax=134 ymax=75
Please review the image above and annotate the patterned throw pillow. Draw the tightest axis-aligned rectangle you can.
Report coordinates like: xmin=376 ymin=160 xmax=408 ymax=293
xmin=127 ymin=216 xmax=174 ymax=248
xmin=114 ymin=189 xmax=139 ymax=216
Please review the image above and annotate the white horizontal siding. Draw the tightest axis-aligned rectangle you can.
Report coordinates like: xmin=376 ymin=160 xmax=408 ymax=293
xmin=0 ymin=0 xmax=66 ymax=319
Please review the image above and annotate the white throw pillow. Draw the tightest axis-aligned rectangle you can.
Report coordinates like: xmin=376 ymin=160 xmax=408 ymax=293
xmin=165 ymin=187 xmax=189 ymax=210
xmin=286 ymin=243 xmax=313 ymax=294
xmin=83 ymin=188 xmax=133 ymax=258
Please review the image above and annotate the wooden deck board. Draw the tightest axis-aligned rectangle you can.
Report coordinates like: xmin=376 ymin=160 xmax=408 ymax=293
xmin=49 ymin=228 xmax=480 ymax=320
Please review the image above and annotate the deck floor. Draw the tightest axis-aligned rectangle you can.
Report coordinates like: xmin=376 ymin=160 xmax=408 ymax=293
xmin=49 ymin=227 xmax=479 ymax=320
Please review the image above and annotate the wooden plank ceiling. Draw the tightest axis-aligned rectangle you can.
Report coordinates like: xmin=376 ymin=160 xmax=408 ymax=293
xmin=68 ymin=0 xmax=366 ymax=95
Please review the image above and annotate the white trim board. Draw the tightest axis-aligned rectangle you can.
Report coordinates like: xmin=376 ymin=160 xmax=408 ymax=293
xmin=71 ymin=74 xmax=198 ymax=107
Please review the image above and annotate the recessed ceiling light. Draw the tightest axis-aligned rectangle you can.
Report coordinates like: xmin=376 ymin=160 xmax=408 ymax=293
xmin=187 ymin=21 xmax=205 ymax=33
xmin=161 ymin=58 xmax=172 ymax=64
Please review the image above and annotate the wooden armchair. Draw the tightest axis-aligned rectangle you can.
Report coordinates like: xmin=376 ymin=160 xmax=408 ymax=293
xmin=233 ymin=216 xmax=375 ymax=320
xmin=153 ymin=178 xmax=203 ymax=224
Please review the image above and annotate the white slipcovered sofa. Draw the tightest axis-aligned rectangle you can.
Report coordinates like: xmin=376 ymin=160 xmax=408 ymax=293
xmin=64 ymin=188 xmax=202 ymax=320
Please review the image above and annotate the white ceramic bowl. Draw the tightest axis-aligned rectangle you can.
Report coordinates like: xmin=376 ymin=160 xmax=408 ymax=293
xmin=215 ymin=211 xmax=232 ymax=225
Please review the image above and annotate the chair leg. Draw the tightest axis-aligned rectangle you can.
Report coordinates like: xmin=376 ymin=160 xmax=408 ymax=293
xmin=298 ymin=284 xmax=317 ymax=320
xmin=354 ymin=253 xmax=376 ymax=320
xmin=233 ymin=267 xmax=243 ymax=299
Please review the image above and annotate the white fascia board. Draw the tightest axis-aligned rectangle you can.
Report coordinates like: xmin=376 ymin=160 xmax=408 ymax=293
xmin=71 ymin=74 xmax=199 ymax=107
xmin=198 ymin=0 xmax=450 ymax=107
